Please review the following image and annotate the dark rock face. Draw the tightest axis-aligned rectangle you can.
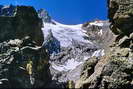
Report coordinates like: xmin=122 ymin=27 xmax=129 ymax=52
xmin=43 ymin=29 xmax=60 ymax=54
xmin=0 ymin=5 xmax=51 ymax=88
xmin=0 ymin=37 xmax=51 ymax=88
xmin=75 ymin=0 xmax=133 ymax=89
xmin=0 ymin=5 xmax=16 ymax=16
xmin=0 ymin=5 xmax=44 ymax=46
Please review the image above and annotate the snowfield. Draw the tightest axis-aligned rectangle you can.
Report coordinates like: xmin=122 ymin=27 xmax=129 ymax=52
xmin=42 ymin=20 xmax=93 ymax=47
xmin=42 ymin=20 xmax=105 ymax=72
xmin=51 ymin=58 xmax=83 ymax=72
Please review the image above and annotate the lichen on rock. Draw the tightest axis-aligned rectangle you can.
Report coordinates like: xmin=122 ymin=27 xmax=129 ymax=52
xmin=75 ymin=0 xmax=133 ymax=89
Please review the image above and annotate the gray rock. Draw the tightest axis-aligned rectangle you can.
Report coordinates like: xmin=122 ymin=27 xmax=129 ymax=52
xmin=0 ymin=39 xmax=51 ymax=88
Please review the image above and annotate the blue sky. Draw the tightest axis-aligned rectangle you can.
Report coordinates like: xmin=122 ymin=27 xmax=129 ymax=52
xmin=0 ymin=0 xmax=107 ymax=24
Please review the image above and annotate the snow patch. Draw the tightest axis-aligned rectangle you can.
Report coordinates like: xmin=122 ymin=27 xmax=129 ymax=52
xmin=52 ymin=59 xmax=83 ymax=72
xmin=98 ymin=29 xmax=103 ymax=36
xmin=92 ymin=49 xmax=105 ymax=57
xmin=89 ymin=21 xmax=104 ymax=27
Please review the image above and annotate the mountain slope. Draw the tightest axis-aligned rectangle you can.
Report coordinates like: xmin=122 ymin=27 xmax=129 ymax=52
xmin=40 ymin=11 xmax=112 ymax=83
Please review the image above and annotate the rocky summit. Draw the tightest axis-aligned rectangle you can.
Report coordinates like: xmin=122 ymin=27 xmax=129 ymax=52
xmin=0 ymin=5 xmax=44 ymax=46
xmin=75 ymin=0 xmax=133 ymax=89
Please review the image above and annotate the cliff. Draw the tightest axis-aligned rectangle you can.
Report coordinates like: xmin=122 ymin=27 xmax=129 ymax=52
xmin=0 ymin=5 xmax=51 ymax=88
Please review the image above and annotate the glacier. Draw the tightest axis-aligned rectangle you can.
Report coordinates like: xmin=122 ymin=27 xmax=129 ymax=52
xmin=42 ymin=19 xmax=110 ymax=83
xmin=42 ymin=20 xmax=93 ymax=47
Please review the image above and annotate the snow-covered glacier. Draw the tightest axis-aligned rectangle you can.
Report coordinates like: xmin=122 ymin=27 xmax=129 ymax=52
xmin=41 ymin=19 xmax=111 ymax=83
xmin=42 ymin=20 xmax=93 ymax=47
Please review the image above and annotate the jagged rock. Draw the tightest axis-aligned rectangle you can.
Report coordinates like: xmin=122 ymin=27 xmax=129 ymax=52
xmin=80 ymin=57 xmax=99 ymax=78
xmin=0 ymin=5 xmax=16 ymax=16
xmin=43 ymin=29 xmax=60 ymax=54
xmin=0 ymin=38 xmax=51 ymax=88
xmin=108 ymin=0 xmax=133 ymax=36
xmin=38 ymin=9 xmax=51 ymax=23
xmin=118 ymin=36 xmax=130 ymax=47
xmin=75 ymin=47 xmax=133 ymax=89
xmin=0 ymin=5 xmax=44 ymax=46
xmin=0 ymin=5 xmax=52 ymax=88
xmin=82 ymin=21 xmax=115 ymax=50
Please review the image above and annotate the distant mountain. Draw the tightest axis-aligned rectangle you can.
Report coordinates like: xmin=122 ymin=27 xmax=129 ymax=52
xmin=41 ymin=11 xmax=114 ymax=85
xmin=0 ymin=5 xmax=16 ymax=16
xmin=38 ymin=9 xmax=51 ymax=23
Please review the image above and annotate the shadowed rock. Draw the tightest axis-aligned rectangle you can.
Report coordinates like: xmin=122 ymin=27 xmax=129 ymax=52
xmin=0 ymin=5 xmax=44 ymax=46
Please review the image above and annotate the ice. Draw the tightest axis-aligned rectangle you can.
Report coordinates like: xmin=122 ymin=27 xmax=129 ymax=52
xmin=51 ymin=59 xmax=83 ymax=72
xmin=42 ymin=20 xmax=92 ymax=47
xmin=43 ymin=20 xmax=105 ymax=72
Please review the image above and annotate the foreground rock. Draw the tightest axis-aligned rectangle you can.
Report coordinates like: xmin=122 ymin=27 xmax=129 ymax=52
xmin=0 ymin=5 xmax=51 ymax=88
xmin=108 ymin=0 xmax=133 ymax=36
xmin=75 ymin=0 xmax=133 ymax=89
xmin=76 ymin=46 xmax=133 ymax=89
xmin=0 ymin=37 xmax=51 ymax=88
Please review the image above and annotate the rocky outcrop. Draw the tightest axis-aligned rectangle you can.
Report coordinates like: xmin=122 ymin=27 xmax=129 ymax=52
xmin=108 ymin=0 xmax=133 ymax=36
xmin=0 ymin=37 xmax=51 ymax=88
xmin=82 ymin=20 xmax=116 ymax=50
xmin=0 ymin=5 xmax=16 ymax=16
xmin=38 ymin=9 xmax=51 ymax=23
xmin=75 ymin=0 xmax=133 ymax=89
xmin=0 ymin=5 xmax=44 ymax=46
xmin=76 ymin=46 xmax=133 ymax=89
xmin=43 ymin=29 xmax=60 ymax=54
xmin=0 ymin=5 xmax=51 ymax=88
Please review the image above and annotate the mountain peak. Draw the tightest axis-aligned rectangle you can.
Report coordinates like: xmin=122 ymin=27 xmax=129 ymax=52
xmin=0 ymin=5 xmax=16 ymax=16
xmin=38 ymin=9 xmax=51 ymax=23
